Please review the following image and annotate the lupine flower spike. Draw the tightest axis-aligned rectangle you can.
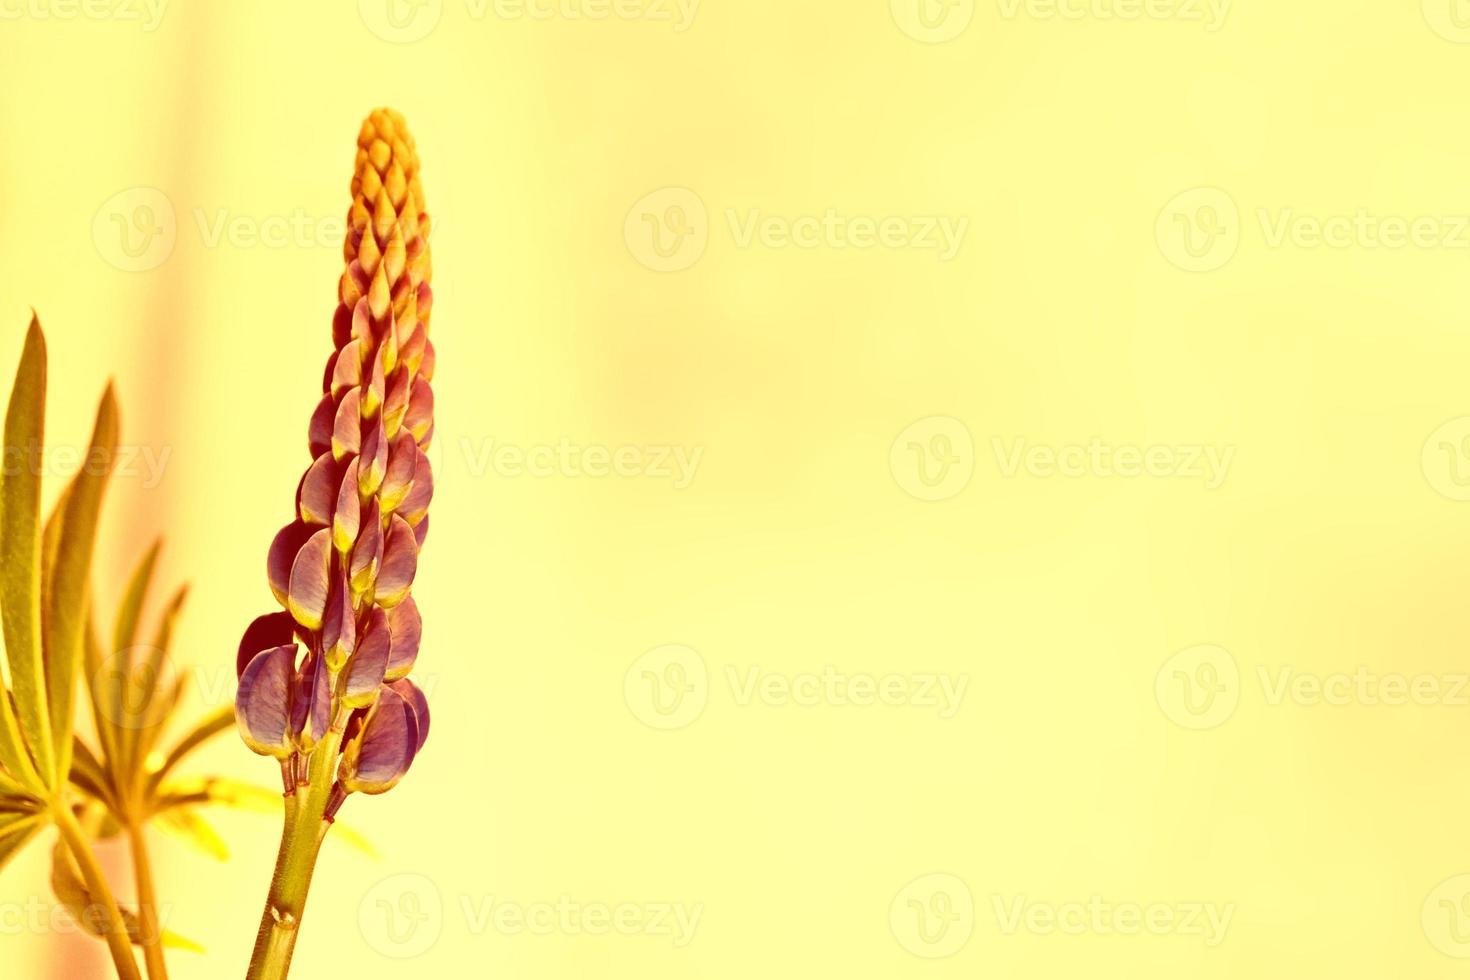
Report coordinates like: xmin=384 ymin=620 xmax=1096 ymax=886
xmin=238 ymin=108 xmax=435 ymax=980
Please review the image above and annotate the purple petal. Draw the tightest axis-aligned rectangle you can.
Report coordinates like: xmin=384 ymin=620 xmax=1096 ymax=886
xmin=236 ymin=644 xmax=297 ymax=759
xmin=331 ymin=338 xmax=364 ymax=395
xmin=400 ymin=323 xmax=426 ymax=377
xmin=308 ymin=393 xmax=335 ymax=459
xmin=332 ymin=389 xmax=362 ymax=460
xmin=321 ymin=565 xmax=356 ymax=673
xmin=291 ymin=651 xmax=331 ymax=754
xmin=380 ymin=430 xmax=417 ymax=513
xmin=374 ymin=515 xmax=418 ymax=608
xmin=384 ymin=596 xmax=421 ymax=682
xmin=236 ymin=611 xmax=296 ymax=680
xmin=298 ymin=454 xmax=339 ymax=526
xmin=351 ymin=296 xmax=374 ymax=347
xmin=267 ymin=521 xmax=313 ymax=608
xmin=382 ymin=367 xmax=410 ymax=438
xmin=350 ymin=498 xmax=383 ymax=595
xmin=344 ymin=608 xmax=389 ymax=708
xmin=333 ymin=458 xmax=362 ymax=553
xmin=398 ymin=444 xmax=433 ymax=526
xmin=287 ymin=528 xmax=333 ymax=629
xmin=405 ymin=379 xmax=433 ymax=443
xmin=389 ymin=677 xmax=430 ymax=753
xmin=363 ymin=341 xmax=387 ymax=418
xmin=413 ymin=513 xmax=429 ymax=549
xmin=338 ymin=686 xmax=416 ymax=795
xmin=358 ymin=414 xmax=387 ymax=497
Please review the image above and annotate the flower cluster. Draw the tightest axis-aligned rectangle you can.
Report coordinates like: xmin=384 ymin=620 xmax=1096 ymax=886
xmin=236 ymin=108 xmax=434 ymax=810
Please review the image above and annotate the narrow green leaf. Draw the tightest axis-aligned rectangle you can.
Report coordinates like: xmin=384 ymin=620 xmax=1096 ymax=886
xmin=125 ymin=585 xmax=187 ymax=773
xmin=161 ymin=930 xmax=206 ymax=954
xmin=109 ymin=544 xmax=162 ymax=771
xmin=156 ymin=806 xmax=229 ymax=861
xmin=46 ymin=385 xmax=119 ymax=784
xmin=145 ymin=704 xmax=233 ymax=797
xmin=0 ymin=691 xmax=41 ymax=794
xmin=0 ymin=815 xmax=42 ymax=873
xmin=0 ymin=315 xmax=51 ymax=782
xmin=81 ymin=608 xmax=120 ymax=776
xmin=68 ymin=736 xmax=118 ymax=814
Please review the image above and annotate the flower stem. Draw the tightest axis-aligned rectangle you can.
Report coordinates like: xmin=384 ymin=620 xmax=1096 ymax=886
xmin=53 ymin=799 xmax=143 ymax=980
xmin=126 ymin=821 xmax=169 ymax=980
xmin=244 ymin=731 xmax=341 ymax=980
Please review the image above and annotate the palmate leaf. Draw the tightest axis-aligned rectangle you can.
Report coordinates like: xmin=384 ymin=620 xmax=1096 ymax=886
xmin=0 ymin=316 xmax=51 ymax=785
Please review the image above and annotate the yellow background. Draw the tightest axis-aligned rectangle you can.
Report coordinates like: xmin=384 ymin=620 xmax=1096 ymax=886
xmin=3 ymin=0 xmax=1470 ymax=975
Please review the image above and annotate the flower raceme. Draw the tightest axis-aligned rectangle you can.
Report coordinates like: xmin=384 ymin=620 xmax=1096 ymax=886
xmin=235 ymin=108 xmax=434 ymax=813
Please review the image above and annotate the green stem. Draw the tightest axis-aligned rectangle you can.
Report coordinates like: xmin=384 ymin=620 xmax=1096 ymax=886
xmin=53 ymin=800 xmax=143 ymax=980
xmin=126 ymin=821 xmax=169 ymax=980
xmin=244 ymin=733 xmax=341 ymax=980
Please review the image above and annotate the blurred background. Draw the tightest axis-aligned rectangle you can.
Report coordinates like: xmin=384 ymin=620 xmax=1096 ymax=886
xmin=3 ymin=0 xmax=1470 ymax=976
